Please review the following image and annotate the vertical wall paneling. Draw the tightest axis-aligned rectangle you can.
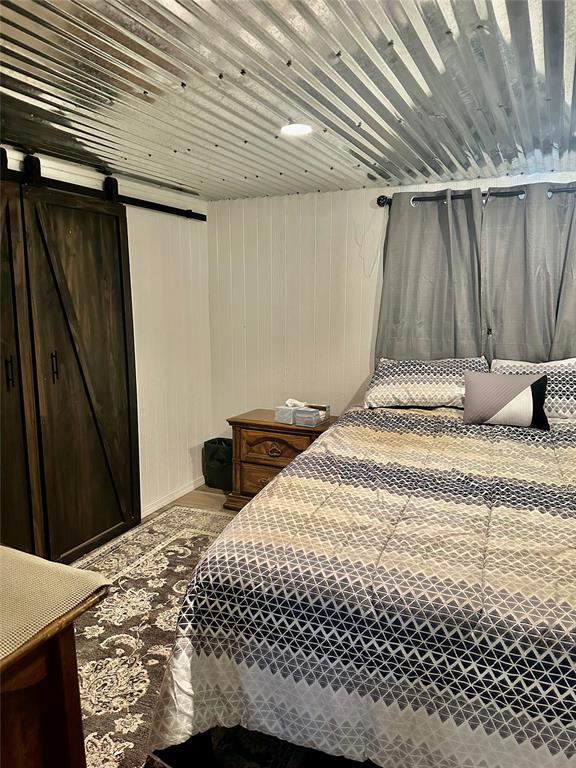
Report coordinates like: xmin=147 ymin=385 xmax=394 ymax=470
xmin=244 ymin=197 xmax=260 ymax=414
xmin=256 ymin=197 xmax=272 ymax=407
xmin=208 ymin=189 xmax=388 ymax=434
xmin=127 ymin=206 xmax=212 ymax=515
xmin=207 ymin=172 xmax=576 ymax=436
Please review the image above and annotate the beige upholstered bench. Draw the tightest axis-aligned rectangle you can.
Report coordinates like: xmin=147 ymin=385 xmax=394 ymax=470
xmin=0 ymin=546 xmax=110 ymax=768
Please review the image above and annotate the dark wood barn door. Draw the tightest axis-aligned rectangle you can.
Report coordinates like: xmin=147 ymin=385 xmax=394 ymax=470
xmin=22 ymin=188 xmax=140 ymax=562
xmin=0 ymin=182 xmax=43 ymax=554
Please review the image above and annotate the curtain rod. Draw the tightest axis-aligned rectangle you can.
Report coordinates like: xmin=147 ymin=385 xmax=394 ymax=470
xmin=376 ymin=186 xmax=576 ymax=208
xmin=0 ymin=150 xmax=207 ymax=222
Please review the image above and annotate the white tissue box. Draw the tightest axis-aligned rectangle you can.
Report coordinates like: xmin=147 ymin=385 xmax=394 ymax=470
xmin=294 ymin=407 xmax=323 ymax=426
xmin=306 ymin=404 xmax=330 ymax=421
xmin=275 ymin=406 xmax=297 ymax=424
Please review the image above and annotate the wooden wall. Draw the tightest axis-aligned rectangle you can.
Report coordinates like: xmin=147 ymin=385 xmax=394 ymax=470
xmin=207 ymin=189 xmax=388 ymax=433
xmin=127 ymin=206 xmax=212 ymax=515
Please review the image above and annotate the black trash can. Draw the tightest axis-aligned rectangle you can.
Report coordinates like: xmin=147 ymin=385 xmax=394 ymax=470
xmin=202 ymin=437 xmax=233 ymax=492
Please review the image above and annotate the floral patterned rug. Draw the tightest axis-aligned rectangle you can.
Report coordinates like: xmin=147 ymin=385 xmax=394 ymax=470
xmin=74 ymin=504 xmax=365 ymax=768
xmin=74 ymin=504 xmax=235 ymax=768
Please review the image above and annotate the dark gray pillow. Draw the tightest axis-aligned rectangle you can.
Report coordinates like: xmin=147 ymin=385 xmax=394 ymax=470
xmin=464 ymin=371 xmax=550 ymax=430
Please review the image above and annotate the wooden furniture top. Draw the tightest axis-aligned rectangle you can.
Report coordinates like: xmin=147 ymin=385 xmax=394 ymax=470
xmin=227 ymin=409 xmax=338 ymax=433
xmin=0 ymin=546 xmax=110 ymax=671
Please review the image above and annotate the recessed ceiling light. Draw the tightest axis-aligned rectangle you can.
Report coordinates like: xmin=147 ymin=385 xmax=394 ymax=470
xmin=280 ymin=123 xmax=313 ymax=137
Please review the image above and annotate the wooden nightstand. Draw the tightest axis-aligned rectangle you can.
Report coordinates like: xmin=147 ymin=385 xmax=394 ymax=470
xmin=223 ymin=409 xmax=338 ymax=511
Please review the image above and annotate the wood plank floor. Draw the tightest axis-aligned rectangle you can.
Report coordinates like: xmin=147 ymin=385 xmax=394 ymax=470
xmin=158 ymin=484 xmax=228 ymax=514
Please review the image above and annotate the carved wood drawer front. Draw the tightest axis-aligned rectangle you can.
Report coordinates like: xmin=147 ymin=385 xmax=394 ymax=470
xmin=240 ymin=429 xmax=310 ymax=467
xmin=241 ymin=464 xmax=280 ymax=495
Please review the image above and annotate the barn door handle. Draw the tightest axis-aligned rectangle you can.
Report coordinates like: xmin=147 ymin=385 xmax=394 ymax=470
xmin=4 ymin=356 xmax=15 ymax=390
xmin=50 ymin=350 xmax=59 ymax=383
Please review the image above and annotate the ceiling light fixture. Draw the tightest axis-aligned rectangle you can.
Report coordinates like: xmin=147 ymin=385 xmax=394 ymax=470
xmin=280 ymin=122 xmax=313 ymax=137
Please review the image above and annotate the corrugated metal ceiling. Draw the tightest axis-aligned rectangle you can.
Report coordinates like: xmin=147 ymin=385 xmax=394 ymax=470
xmin=1 ymin=0 xmax=575 ymax=200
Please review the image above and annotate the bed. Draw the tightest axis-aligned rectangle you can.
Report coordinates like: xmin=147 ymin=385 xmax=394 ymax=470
xmin=150 ymin=406 xmax=576 ymax=768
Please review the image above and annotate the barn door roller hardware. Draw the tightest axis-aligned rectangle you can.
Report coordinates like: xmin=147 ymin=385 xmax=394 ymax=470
xmin=0 ymin=149 xmax=207 ymax=222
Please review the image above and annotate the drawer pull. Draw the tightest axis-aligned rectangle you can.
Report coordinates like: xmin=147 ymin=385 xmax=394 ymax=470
xmin=267 ymin=442 xmax=282 ymax=458
xmin=257 ymin=477 xmax=270 ymax=487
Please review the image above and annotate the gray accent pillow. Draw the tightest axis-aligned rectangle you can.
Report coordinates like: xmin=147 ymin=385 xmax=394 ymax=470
xmin=364 ymin=357 xmax=489 ymax=409
xmin=464 ymin=371 xmax=550 ymax=430
xmin=491 ymin=358 xmax=576 ymax=419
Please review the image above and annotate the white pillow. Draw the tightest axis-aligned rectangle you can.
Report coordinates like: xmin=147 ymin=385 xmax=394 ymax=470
xmin=491 ymin=358 xmax=576 ymax=419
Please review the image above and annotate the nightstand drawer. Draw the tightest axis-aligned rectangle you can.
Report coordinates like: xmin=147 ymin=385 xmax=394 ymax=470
xmin=224 ymin=410 xmax=338 ymax=512
xmin=241 ymin=464 xmax=280 ymax=495
xmin=240 ymin=429 xmax=310 ymax=467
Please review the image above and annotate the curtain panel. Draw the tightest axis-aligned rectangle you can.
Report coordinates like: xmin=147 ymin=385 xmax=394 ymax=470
xmin=482 ymin=182 xmax=576 ymax=362
xmin=375 ymin=189 xmax=483 ymax=361
xmin=374 ymin=183 xmax=576 ymax=364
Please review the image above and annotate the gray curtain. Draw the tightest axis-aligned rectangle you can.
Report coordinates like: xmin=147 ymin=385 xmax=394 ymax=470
xmin=375 ymin=183 xmax=576 ymax=364
xmin=375 ymin=189 xmax=483 ymax=361
xmin=482 ymin=182 xmax=576 ymax=362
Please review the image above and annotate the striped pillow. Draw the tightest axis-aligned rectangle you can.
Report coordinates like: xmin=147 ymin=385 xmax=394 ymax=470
xmin=491 ymin=358 xmax=576 ymax=419
xmin=464 ymin=371 xmax=549 ymax=430
xmin=364 ymin=357 xmax=489 ymax=409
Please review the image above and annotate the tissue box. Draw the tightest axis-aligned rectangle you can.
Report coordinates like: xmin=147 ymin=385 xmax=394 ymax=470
xmin=275 ymin=406 xmax=297 ymax=424
xmin=294 ymin=407 xmax=323 ymax=426
xmin=306 ymin=404 xmax=330 ymax=421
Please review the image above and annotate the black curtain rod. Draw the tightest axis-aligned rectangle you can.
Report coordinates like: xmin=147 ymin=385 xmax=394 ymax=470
xmin=376 ymin=186 xmax=576 ymax=207
xmin=0 ymin=150 xmax=207 ymax=222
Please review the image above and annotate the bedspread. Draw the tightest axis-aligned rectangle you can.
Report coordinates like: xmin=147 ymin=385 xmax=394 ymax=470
xmin=151 ymin=408 xmax=576 ymax=768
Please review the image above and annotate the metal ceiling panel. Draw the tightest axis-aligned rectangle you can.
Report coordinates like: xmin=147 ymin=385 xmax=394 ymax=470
xmin=1 ymin=0 xmax=574 ymax=200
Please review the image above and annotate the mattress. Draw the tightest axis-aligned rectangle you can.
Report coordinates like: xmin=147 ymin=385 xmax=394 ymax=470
xmin=150 ymin=407 xmax=576 ymax=768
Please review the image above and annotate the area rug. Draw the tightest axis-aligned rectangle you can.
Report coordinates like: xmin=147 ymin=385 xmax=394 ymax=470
xmin=74 ymin=505 xmax=235 ymax=768
xmin=74 ymin=504 xmax=367 ymax=768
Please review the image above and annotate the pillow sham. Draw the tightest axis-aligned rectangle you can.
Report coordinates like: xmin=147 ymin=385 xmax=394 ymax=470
xmin=364 ymin=356 xmax=489 ymax=409
xmin=464 ymin=371 xmax=549 ymax=430
xmin=491 ymin=358 xmax=576 ymax=419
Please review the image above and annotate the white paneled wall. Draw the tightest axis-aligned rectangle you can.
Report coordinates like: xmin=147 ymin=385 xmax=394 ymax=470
xmin=207 ymin=171 xmax=576 ymax=435
xmin=208 ymin=189 xmax=388 ymax=432
xmin=127 ymin=207 xmax=212 ymax=515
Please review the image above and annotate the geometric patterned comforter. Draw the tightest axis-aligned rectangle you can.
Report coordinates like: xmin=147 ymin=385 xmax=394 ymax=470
xmin=150 ymin=408 xmax=576 ymax=767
